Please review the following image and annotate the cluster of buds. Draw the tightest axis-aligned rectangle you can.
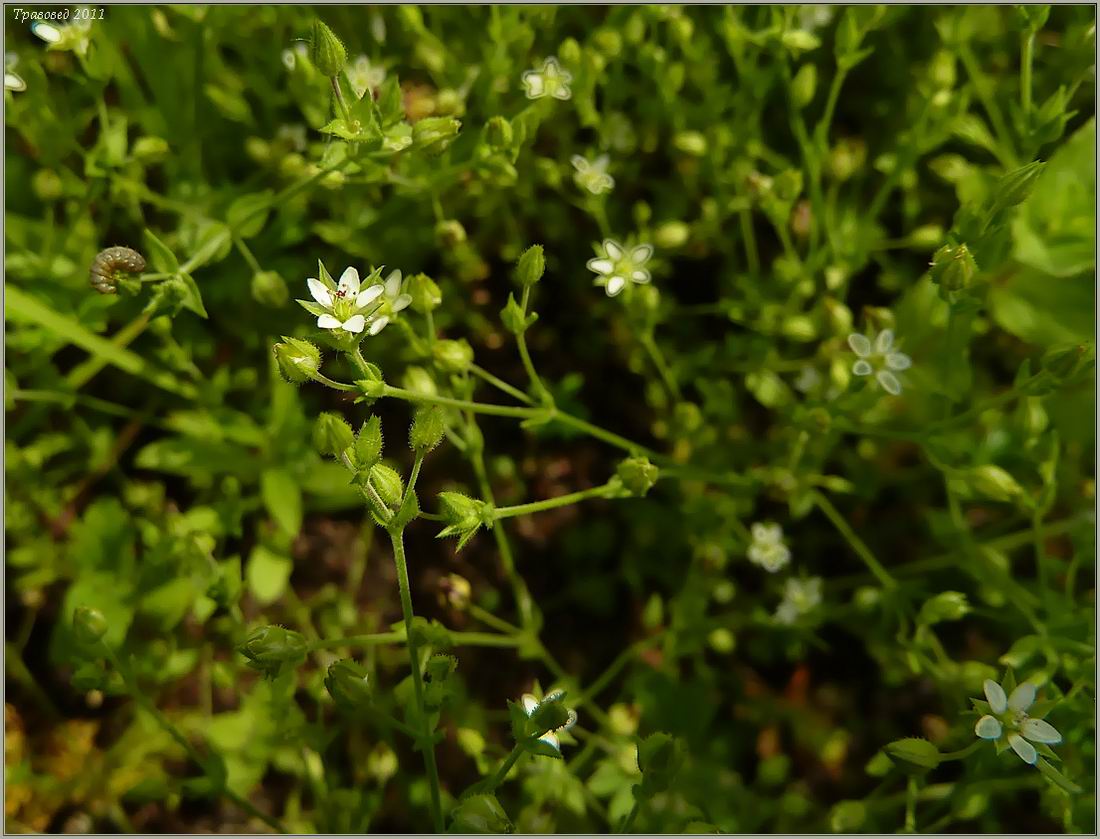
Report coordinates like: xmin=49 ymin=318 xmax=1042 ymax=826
xmin=435 ymin=492 xmax=495 ymax=550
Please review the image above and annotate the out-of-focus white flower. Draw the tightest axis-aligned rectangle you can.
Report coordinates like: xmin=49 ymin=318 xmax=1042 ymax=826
xmin=522 ymin=57 xmax=572 ymax=101
xmin=4 ymin=53 xmax=25 ymax=93
xmin=747 ymin=522 xmax=791 ymax=573
xmin=363 ymin=269 xmax=412 ymax=336
xmin=32 ymin=17 xmax=92 ymax=57
xmin=974 ymin=677 xmax=1062 ymax=766
xmin=775 ymin=576 xmax=822 ymax=624
xmin=847 ymin=329 xmax=912 ymax=395
xmin=572 ymin=154 xmax=614 ymax=195
xmin=346 ymin=54 xmax=386 ymax=99
xmin=521 ymin=690 xmax=578 ymax=755
xmin=586 ymin=239 xmax=653 ymax=297
xmin=282 ymin=42 xmax=308 ymax=72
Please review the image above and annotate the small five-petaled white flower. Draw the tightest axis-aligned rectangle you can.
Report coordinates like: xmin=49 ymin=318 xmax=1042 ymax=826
xmin=775 ymin=576 xmax=822 ymax=624
xmin=747 ymin=522 xmax=791 ymax=573
xmin=586 ymin=239 xmax=653 ymax=297
xmin=307 ymin=266 xmax=384 ymax=335
xmin=847 ymin=329 xmax=912 ymax=395
xmin=521 ymin=690 xmax=578 ymax=755
xmin=346 ymin=54 xmax=386 ymax=100
xmin=572 ymin=154 xmax=614 ymax=195
xmin=974 ymin=677 xmax=1062 ymax=766
xmin=521 ymin=57 xmax=572 ymax=101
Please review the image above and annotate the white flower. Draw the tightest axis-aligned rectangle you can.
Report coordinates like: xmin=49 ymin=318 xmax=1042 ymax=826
xmin=775 ymin=576 xmax=822 ymax=624
xmin=572 ymin=154 xmax=614 ymax=195
xmin=974 ymin=677 xmax=1062 ymax=766
xmin=4 ymin=53 xmax=24 ymax=93
xmin=747 ymin=522 xmax=791 ymax=573
xmin=363 ymin=269 xmax=412 ymax=336
xmin=521 ymin=690 xmax=578 ymax=755
xmin=586 ymin=239 xmax=653 ymax=297
xmin=304 ymin=265 xmax=385 ymax=335
xmin=32 ymin=17 xmax=92 ymax=57
xmin=346 ymin=54 xmax=386 ymax=100
xmin=847 ymin=328 xmax=912 ymax=395
xmin=521 ymin=57 xmax=572 ymax=101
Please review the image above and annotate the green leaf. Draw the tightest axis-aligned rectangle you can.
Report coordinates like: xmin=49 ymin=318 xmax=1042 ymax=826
xmin=226 ymin=191 xmax=274 ymax=239
xmin=1036 ymin=757 xmax=1081 ymax=794
xmin=261 ymin=469 xmax=303 ymax=535
xmin=142 ymin=228 xmax=180 ymax=273
xmin=177 ymin=272 xmax=208 ymax=318
xmin=246 ymin=545 xmax=293 ymax=605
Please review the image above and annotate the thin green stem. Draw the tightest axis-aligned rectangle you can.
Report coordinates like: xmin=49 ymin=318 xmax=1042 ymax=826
xmin=484 ymin=743 xmax=525 ymax=793
xmin=380 ymin=385 xmax=540 ymax=418
xmin=739 ymin=209 xmax=760 ymax=275
xmin=639 ymin=333 xmax=682 ymax=403
xmin=904 ymin=777 xmax=918 ymax=832
xmin=517 ymin=287 xmax=552 ymax=404
xmin=1021 ymin=31 xmax=1035 ymax=119
xmin=940 ymin=740 xmax=982 ymax=762
xmin=331 ymin=76 xmax=352 ymax=123
xmin=388 ymin=530 xmax=444 ymax=832
xmin=233 ymin=237 xmax=263 ymax=275
xmin=469 ymin=363 xmax=534 ymax=405
xmin=813 ymin=491 xmax=897 ymax=588
xmin=619 ymin=800 xmax=641 ymax=833
xmin=551 ymin=411 xmax=657 ymax=458
xmin=468 ymin=604 xmax=521 ymax=636
xmin=958 ymin=43 xmax=1018 ymax=168
xmin=492 ymin=483 xmax=617 ymax=521
xmin=309 ymin=632 xmax=403 ymax=650
xmin=576 ymin=631 xmax=666 ymax=708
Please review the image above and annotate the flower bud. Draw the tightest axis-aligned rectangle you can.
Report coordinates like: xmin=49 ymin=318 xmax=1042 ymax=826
xmin=448 ymin=794 xmax=513 ymax=834
xmin=1041 ymin=343 xmax=1094 ymax=384
xmin=501 ymin=294 xmax=534 ymax=335
xmin=673 ymin=131 xmax=707 ymax=156
xmin=929 ymin=243 xmax=978 ymax=291
xmin=515 ymin=244 xmax=546 ymax=287
xmin=827 ymin=138 xmax=866 ymax=182
xmin=132 ymin=136 xmax=170 ymax=163
xmin=616 ymin=456 xmax=659 ymax=497
xmin=238 ymin=625 xmax=308 ymax=678
xmin=405 ymin=273 xmax=442 ymax=313
xmin=308 ymin=20 xmax=346 ymax=77
xmin=251 ymin=270 xmax=289 ymax=307
xmin=636 ymin=732 xmax=685 ymax=798
xmin=593 ymin=28 xmax=623 ymax=57
xmin=884 ymin=738 xmax=941 ymax=775
xmin=781 ymin=29 xmax=821 ymax=53
xmin=918 ymin=591 xmax=970 ymax=625
xmin=73 ymin=606 xmax=109 ymax=646
xmin=653 ymin=221 xmax=690 ymax=249
xmin=791 ymin=64 xmax=816 ymax=108
xmin=32 ymin=169 xmax=64 ymax=202
xmin=558 ymin=37 xmax=582 ymax=66
xmin=366 ymin=464 xmax=404 ymax=516
xmin=413 ymin=117 xmax=461 ymax=153
xmin=273 ymin=337 xmax=321 ymax=383
xmin=436 ymin=491 xmax=491 ymax=550
xmin=485 ymin=115 xmax=514 ymax=150
xmin=433 ymin=339 xmax=474 ymax=373
xmin=961 ymin=465 xmax=1024 ymax=503
xmin=434 ymin=219 xmax=467 ymax=246
xmin=314 ymin=412 xmax=355 ymax=457
xmin=325 ymin=659 xmax=372 ymax=711
xmin=991 ymin=160 xmax=1046 ymax=214
xmin=356 ymin=376 xmax=387 ymax=400
xmin=409 ymin=405 xmax=446 ymax=453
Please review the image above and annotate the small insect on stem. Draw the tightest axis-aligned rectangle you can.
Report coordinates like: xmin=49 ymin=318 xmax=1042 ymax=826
xmin=89 ymin=246 xmax=146 ymax=294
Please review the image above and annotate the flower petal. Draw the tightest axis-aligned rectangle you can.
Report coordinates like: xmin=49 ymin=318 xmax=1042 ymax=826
xmin=538 ymin=731 xmax=561 ymax=751
xmin=975 ymin=715 xmax=1003 ymax=740
xmin=751 ymin=523 xmax=769 ymax=543
xmin=308 ymin=278 xmax=333 ymax=307
xmin=1007 ymin=682 xmax=1036 ymax=713
xmin=551 ymin=84 xmax=572 ymax=101
xmin=631 ymin=244 xmax=654 ymax=263
xmin=874 ymin=329 xmax=895 ymax=354
xmin=876 ymin=370 xmax=902 ymax=395
xmin=852 ymin=360 xmax=873 ymax=376
xmin=1020 ymin=717 xmax=1061 ymax=744
xmin=367 ymin=316 xmax=390 ymax=336
xmin=631 ymin=269 xmax=651 ymax=284
xmin=31 ymin=22 xmax=62 ymax=44
xmin=603 ymin=240 xmax=623 ymax=261
xmin=570 ymin=155 xmax=588 ymax=172
xmin=847 ymin=333 xmax=872 ymax=357
xmin=521 ymin=694 xmax=539 ymax=716
xmin=4 ymin=72 xmax=26 ymax=92
xmin=605 ymin=276 xmax=627 ymax=297
xmin=384 ymin=269 xmax=402 ymax=298
xmin=355 ymin=284 xmax=385 ymax=308
xmin=984 ymin=679 xmax=1008 ymax=715
xmin=522 ymin=71 xmax=544 ymax=98
xmin=342 ymin=315 xmax=366 ymax=334
xmin=587 ymin=258 xmax=614 ymax=275
xmin=392 ymin=293 xmax=412 ymax=313
xmin=1008 ymin=732 xmax=1037 ymax=764
xmin=317 ymin=314 xmax=342 ymax=330
xmin=886 ymin=352 xmax=912 ymax=371
xmin=337 ymin=266 xmax=360 ymax=297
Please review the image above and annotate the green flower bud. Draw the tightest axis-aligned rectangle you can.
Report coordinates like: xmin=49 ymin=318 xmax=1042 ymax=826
xmin=773 ymin=169 xmax=804 ymax=202
xmin=250 ymin=270 xmax=289 ymax=307
xmin=558 ymin=37 xmax=582 ymax=66
xmin=929 ymin=243 xmax=978 ymax=291
xmin=367 ymin=464 xmax=404 ymax=515
xmin=485 ymin=116 xmax=514 ymax=150
xmin=448 ymin=793 xmax=514 ymax=834
xmin=961 ymin=465 xmax=1024 ymax=503
xmin=423 ymin=653 xmax=457 ymax=710
xmin=413 ymin=116 xmax=461 ymax=153
xmin=791 ymin=64 xmax=816 ymax=108
xmin=827 ymin=138 xmax=866 ymax=182
xmin=434 ymin=219 xmax=467 ymax=246
xmin=907 ymin=224 xmax=945 ymax=250
xmin=32 ymin=169 xmax=63 ymax=202
xmin=325 ymin=659 xmax=372 ymax=711
xmin=433 ymin=339 xmax=474 ymax=373
xmin=616 ymin=456 xmax=659 ymax=497
xmin=781 ymin=314 xmax=817 ymax=342
xmin=273 ymin=337 xmax=321 ymax=383
xmin=501 ymin=293 xmax=536 ymax=335
xmin=308 ymin=20 xmax=347 ymax=77
xmin=314 ymin=412 xmax=355 ymax=457
xmin=1041 ymin=343 xmax=1094 ymax=384
xmin=515 ymin=244 xmax=546 ymax=287
xmin=653 ymin=221 xmax=690 ymax=249
xmin=402 ymin=366 xmax=438 ymax=396
xmin=928 ymin=50 xmax=956 ymax=90
xmin=781 ymin=29 xmax=821 ymax=53
xmin=132 ymin=136 xmax=170 ymax=163
xmin=673 ymin=131 xmax=707 ymax=156
xmin=436 ymin=491 xmax=492 ymax=551
xmin=238 ymin=625 xmax=308 ymax=679
xmin=409 ymin=405 xmax=446 ymax=453
xmin=636 ymin=732 xmax=685 ymax=798
xmin=406 ymin=273 xmax=442 ymax=313
xmin=73 ymin=606 xmax=109 ymax=646
xmin=354 ymin=417 xmax=385 ymax=468
xmin=884 ymin=738 xmax=941 ymax=775
xmin=990 ymin=160 xmax=1046 ymax=214
xmin=593 ymin=28 xmax=623 ymax=57
xmin=918 ymin=591 xmax=970 ymax=625
xmin=144 ymin=276 xmax=187 ymax=317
